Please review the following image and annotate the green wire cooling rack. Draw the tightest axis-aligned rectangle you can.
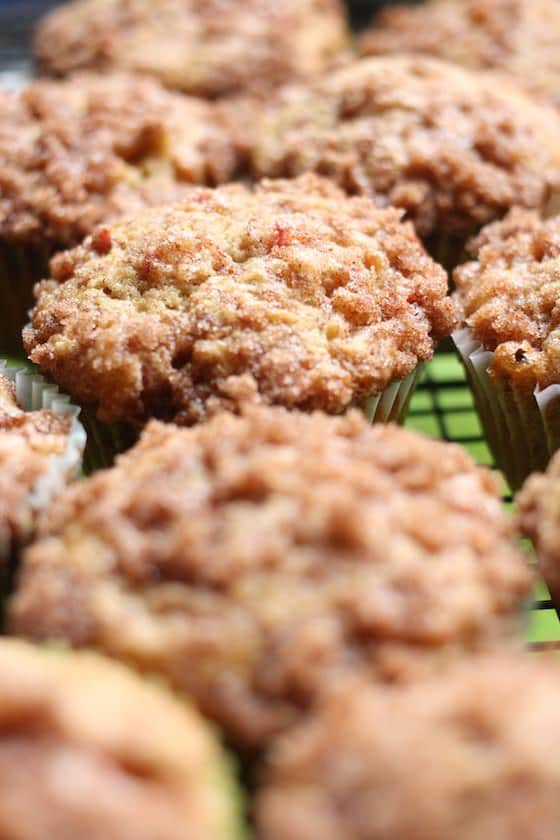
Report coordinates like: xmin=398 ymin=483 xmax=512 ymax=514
xmin=405 ymin=352 xmax=560 ymax=649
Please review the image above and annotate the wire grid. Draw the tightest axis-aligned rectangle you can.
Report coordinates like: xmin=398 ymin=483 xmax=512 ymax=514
xmin=405 ymin=352 xmax=560 ymax=650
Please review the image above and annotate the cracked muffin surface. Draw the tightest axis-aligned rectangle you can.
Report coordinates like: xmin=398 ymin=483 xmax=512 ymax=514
xmin=517 ymin=451 xmax=560 ymax=605
xmin=0 ymin=639 xmax=242 ymax=840
xmin=360 ymin=0 xmax=560 ymax=110
xmin=250 ymin=56 xmax=560 ymax=240
xmin=0 ymin=373 xmax=73 ymax=556
xmin=34 ymin=0 xmax=350 ymax=98
xmin=454 ymin=208 xmax=560 ymax=391
xmin=11 ymin=408 xmax=531 ymax=748
xmin=0 ymin=72 xmax=240 ymax=250
xmin=23 ymin=174 xmax=456 ymax=426
xmin=256 ymin=654 xmax=560 ymax=840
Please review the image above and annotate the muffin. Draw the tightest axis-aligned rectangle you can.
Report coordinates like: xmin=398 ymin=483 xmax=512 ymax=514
xmin=0 ymin=638 xmax=243 ymax=840
xmin=0 ymin=72 xmax=241 ymax=353
xmin=454 ymin=208 xmax=560 ymax=490
xmin=23 ymin=173 xmax=456 ymax=463
xmin=256 ymin=654 xmax=560 ymax=840
xmin=517 ymin=450 xmax=560 ymax=609
xmin=249 ymin=55 xmax=560 ymax=265
xmin=34 ymin=0 xmax=351 ymax=98
xmin=0 ymin=361 xmax=85 ymax=578
xmin=10 ymin=407 xmax=531 ymax=749
xmin=360 ymin=0 xmax=560 ymax=110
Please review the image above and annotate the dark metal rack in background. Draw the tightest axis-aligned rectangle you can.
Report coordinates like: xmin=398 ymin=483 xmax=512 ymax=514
xmin=0 ymin=0 xmax=557 ymax=647
xmin=405 ymin=353 xmax=560 ymax=649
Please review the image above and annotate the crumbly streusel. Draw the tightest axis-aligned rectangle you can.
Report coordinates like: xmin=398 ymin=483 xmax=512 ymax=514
xmin=517 ymin=451 xmax=560 ymax=605
xmin=454 ymin=208 xmax=560 ymax=390
xmin=250 ymin=56 xmax=560 ymax=239
xmin=0 ymin=639 xmax=241 ymax=840
xmin=0 ymin=373 xmax=72 ymax=554
xmin=360 ymin=0 xmax=560 ymax=110
xmin=11 ymin=408 xmax=531 ymax=748
xmin=34 ymin=0 xmax=350 ymax=98
xmin=0 ymin=72 xmax=240 ymax=249
xmin=257 ymin=654 xmax=560 ymax=840
xmin=24 ymin=174 xmax=456 ymax=425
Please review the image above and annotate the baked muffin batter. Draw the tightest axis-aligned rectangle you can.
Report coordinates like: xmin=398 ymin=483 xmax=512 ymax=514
xmin=11 ymin=408 xmax=531 ymax=748
xmin=455 ymin=208 xmax=560 ymax=391
xmin=0 ymin=639 xmax=242 ymax=840
xmin=34 ymin=0 xmax=350 ymax=98
xmin=250 ymin=56 xmax=560 ymax=240
xmin=257 ymin=654 xmax=560 ymax=839
xmin=24 ymin=175 xmax=456 ymax=425
xmin=0 ymin=72 xmax=240 ymax=251
xmin=360 ymin=0 xmax=560 ymax=110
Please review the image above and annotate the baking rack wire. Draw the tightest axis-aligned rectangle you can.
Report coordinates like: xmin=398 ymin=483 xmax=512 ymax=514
xmin=405 ymin=351 xmax=560 ymax=651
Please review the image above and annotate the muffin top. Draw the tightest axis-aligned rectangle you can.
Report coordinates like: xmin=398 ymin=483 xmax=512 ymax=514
xmin=257 ymin=654 xmax=560 ymax=840
xmin=0 ymin=373 xmax=74 ymax=554
xmin=0 ymin=72 xmax=240 ymax=249
xmin=24 ymin=174 xmax=456 ymax=425
xmin=517 ymin=450 xmax=560 ymax=600
xmin=34 ymin=0 xmax=350 ymax=98
xmin=0 ymin=639 xmax=242 ymax=840
xmin=250 ymin=56 xmax=560 ymax=239
xmin=360 ymin=0 xmax=560 ymax=109
xmin=11 ymin=407 xmax=531 ymax=748
xmin=454 ymin=208 xmax=560 ymax=390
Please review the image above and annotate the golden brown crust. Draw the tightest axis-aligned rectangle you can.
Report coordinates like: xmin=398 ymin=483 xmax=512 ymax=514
xmin=0 ymin=639 xmax=239 ymax=840
xmin=250 ymin=56 xmax=560 ymax=239
xmin=0 ymin=373 xmax=71 ymax=553
xmin=454 ymin=208 xmax=560 ymax=390
xmin=517 ymin=452 xmax=560 ymax=605
xmin=0 ymin=73 xmax=241 ymax=249
xmin=34 ymin=0 xmax=350 ymax=98
xmin=257 ymin=654 xmax=560 ymax=840
xmin=360 ymin=0 xmax=560 ymax=109
xmin=11 ymin=408 xmax=531 ymax=748
xmin=24 ymin=174 xmax=456 ymax=425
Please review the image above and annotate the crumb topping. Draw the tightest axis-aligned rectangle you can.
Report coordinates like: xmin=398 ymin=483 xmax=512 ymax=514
xmin=517 ymin=451 xmax=560 ymax=602
xmin=11 ymin=407 xmax=531 ymax=747
xmin=257 ymin=654 xmax=560 ymax=840
xmin=24 ymin=174 xmax=456 ymax=425
xmin=34 ymin=0 xmax=351 ymax=98
xmin=0 ymin=640 xmax=239 ymax=840
xmin=360 ymin=0 xmax=560 ymax=110
xmin=454 ymin=208 xmax=560 ymax=389
xmin=0 ymin=73 xmax=240 ymax=248
xmin=250 ymin=56 xmax=560 ymax=239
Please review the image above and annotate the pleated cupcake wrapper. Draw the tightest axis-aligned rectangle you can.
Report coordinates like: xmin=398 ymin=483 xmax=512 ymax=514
xmin=0 ymin=243 xmax=52 ymax=355
xmin=80 ymin=409 xmax=139 ymax=474
xmin=453 ymin=328 xmax=560 ymax=491
xmin=0 ymin=361 xmax=87 ymax=555
xmin=358 ymin=366 xmax=423 ymax=425
xmin=80 ymin=367 xmax=423 ymax=472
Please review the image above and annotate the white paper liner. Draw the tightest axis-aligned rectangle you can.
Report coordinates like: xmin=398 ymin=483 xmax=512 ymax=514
xmin=359 ymin=366 xmax=423 ymax=424
xmin=0 ymin=361 xmax=86 ymax=521
xmin=453 ymin=328 xmax=560 ymax=490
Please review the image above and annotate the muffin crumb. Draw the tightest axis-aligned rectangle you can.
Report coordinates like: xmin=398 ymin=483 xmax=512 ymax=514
xmin=11 ymin=407 xmax=531 ymax=748
xmin=34 ymin=0 xmax=351 ymax=98
xmin=24 ymin=174 xmax=456 ymax=425
xmin=454 ymin=208 xmax=560 ymax=390
xmin=250 ymin=56 xmax=560 ymax=239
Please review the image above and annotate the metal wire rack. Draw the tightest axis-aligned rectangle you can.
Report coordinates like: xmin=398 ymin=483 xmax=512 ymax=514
xmin=405 ymin=352 xmax=560 ymax=650
xmin=0 ymin=0 xmax=557 ymax=650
